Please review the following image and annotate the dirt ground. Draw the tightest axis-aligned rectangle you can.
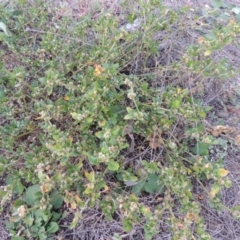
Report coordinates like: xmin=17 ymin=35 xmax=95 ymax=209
xmin=163 ymin=2 xmax=240 ymax=240
xmin=1 ymin=0 xmax=240 ymax=239
xmin=164 ymin=0 xmax=240 ymax=6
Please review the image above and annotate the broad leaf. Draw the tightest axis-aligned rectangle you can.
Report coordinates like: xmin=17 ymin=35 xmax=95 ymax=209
xmin=211 ymin=0 xmax=227 ymax=8
xmin=47 ymin=222 xmax=59 ymax=233
xmin=50 ymin=191 xmax=63 ymax=209
xmin=108 ymin=161 xmax=119 ymax=171
xmin=144 ymin=174 xmax=164 ymax=194
xmin=123 ymin=218 xmax=133 ymax=232
xmin=132 ymin=180 xmax=146 ymax=195
xmin=85 ymin=171 xmax=95 ymax=183
xmin=192 ymin=142 xmax=210 ymax=156
xmin=210 ymin=183 xmax=221 ymax=198
xmin=25 ymin=185 xmax=42 ymax=206
xmin=217 ymin=168 xmax=229 ymax=177
xmin=0 ymin=22 xmax=10 ymax=36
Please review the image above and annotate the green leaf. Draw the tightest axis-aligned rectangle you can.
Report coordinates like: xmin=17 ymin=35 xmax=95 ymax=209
xmin=109 ymin=105 xmax=124 ymax=115
xmin=85 ymin=171 xmax=95 ymax=182
xmin=51 ymin=211 xmax=62 ymax=222
xmin=50 ymin=191 xmax=63 ymax=209
xmin=124 ymin=113 xmax=134 ymax=120
xmin=31 ymin=225 xmax=40 ymax=233
xmin=235 ymin=13 xmax=240 ymax=22
xmin=39 ymin=233 xmax=47 ymax=240
xmin=11 ymin=237 xmax=25 ymax=240
xmin=123 ymin=173 xmax=138 ymax=185
xmin=11 ymin=10 xmax=23 ymax=16
xmin=144 ymin=221 xmax=158 ymax=240
xmin=108 ymin=161 xmax=119 ymax=171
xmin=210 ymin=183 xmax=221 ymax=198
xmin=198 ymin=110 xmax=206 ymax=118
xmin=25 ymin=185 xmax=42 ymax=206
xmin=34 ymin=217 xmax=43 ymax=227
xmin=6 ymin=176 xmax=24 ymax=195
xmin=123 ymin=218 xmax=133 ymax=232
xmin=15 ymin=180 xmax=24 ymax=195
xmin=171 ymin=98 xmax=182 ymax=109
xmin=34 ymin=209 xmax=49 ymax=222
xmin=144 ymin=174 xmax=164 ymax=194
xmin=46 ymin=86 xmax=53 ymax=96
xmin=211 ymin=0 xmax=227 ymax=9
xmin=0 ymin=88 xmax=6 ymax=99
xmin=131 ymin=180 xmax=146 ymax=195
xmin=47 ymin=222 xmax=59 ymax=233
xmin=13 ymin=199 xmax=25 ymax=207
xmin=192 ymin=142 xmax=210 ymax=156
xmin=124 ymin=107 xmax=135 ymax=120
xmin=23 ymin=215 xmax=34 ymax=226
xmin=60 ymin=157 xmax=68 ymax=165
xmin=0 ymin=22 xmax=10 ymax=36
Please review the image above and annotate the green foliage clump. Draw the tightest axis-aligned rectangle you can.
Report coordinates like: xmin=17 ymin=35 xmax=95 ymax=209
xmin=0 ymin=0 xmax=240 ymax=239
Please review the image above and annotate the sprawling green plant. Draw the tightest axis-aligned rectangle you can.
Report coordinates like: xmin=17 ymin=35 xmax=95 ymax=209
xmin=0 ymin=0 xmax=240 ymax=239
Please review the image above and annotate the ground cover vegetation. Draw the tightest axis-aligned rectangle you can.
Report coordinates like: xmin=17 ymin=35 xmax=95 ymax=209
xmin=0 ymin=0 xmax=240 ymax=239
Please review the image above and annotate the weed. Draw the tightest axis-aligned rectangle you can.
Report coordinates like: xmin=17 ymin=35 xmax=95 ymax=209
xmin=0 ymin=0 xmax=240 ymax=239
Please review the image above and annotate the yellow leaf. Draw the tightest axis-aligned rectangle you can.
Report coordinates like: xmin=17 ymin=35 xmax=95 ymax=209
xmin=45 ymin=175 xmax=51 ymax=181
xmin=217 ymin=168 xmax=229 ymax=177
xmin=204 ymin=50 xmax=212 ymax=56
xmin=210 ymin=184 xmax=220 ymax=198
xmin=75 ymin=195 xmax=82 ymax=204
xmin=71 ymin=201 xmax=77 ymax=210
xmin=176 ymin=87 xmax=182 ymax=94
xmin=84 ymin=171 xmax=95 ymax=182
xmin=94 ymin=64 xmax=104 ymax=76
xmin=34 ymin=116 xmax=43 ymax=120
xmin=64 ymin=96 xmax=70 ymax=101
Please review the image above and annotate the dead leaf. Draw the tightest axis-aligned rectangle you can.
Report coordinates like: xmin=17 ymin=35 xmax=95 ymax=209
xmin=40 ymin=184 xmax=51 ymax=193
xmin=149 ymin=130 xmax=163 ymax=149
xmin=235 ymin=134 xmax=240 ymax=145
xmin=157 ymin=197 xmax=164 ymax=202
xmin=198 ymin=194 xmax=204 ymax=200
xmin=217 ymin=111 xmax=228 ymax=119
xmin=198 ymin=36 xmax=204 ymax=44
xmin=188 ymin=212 xmax=196 ymax=221
xmin=176 ymin=222 xmax=185 ymax=229
xmin=209 ymin=125 xmax=236 ymax=137
xmin=227 ymin=107 xmax=240 ymax=115
xmin=86 ymin=61 xmax=94 ymax=66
